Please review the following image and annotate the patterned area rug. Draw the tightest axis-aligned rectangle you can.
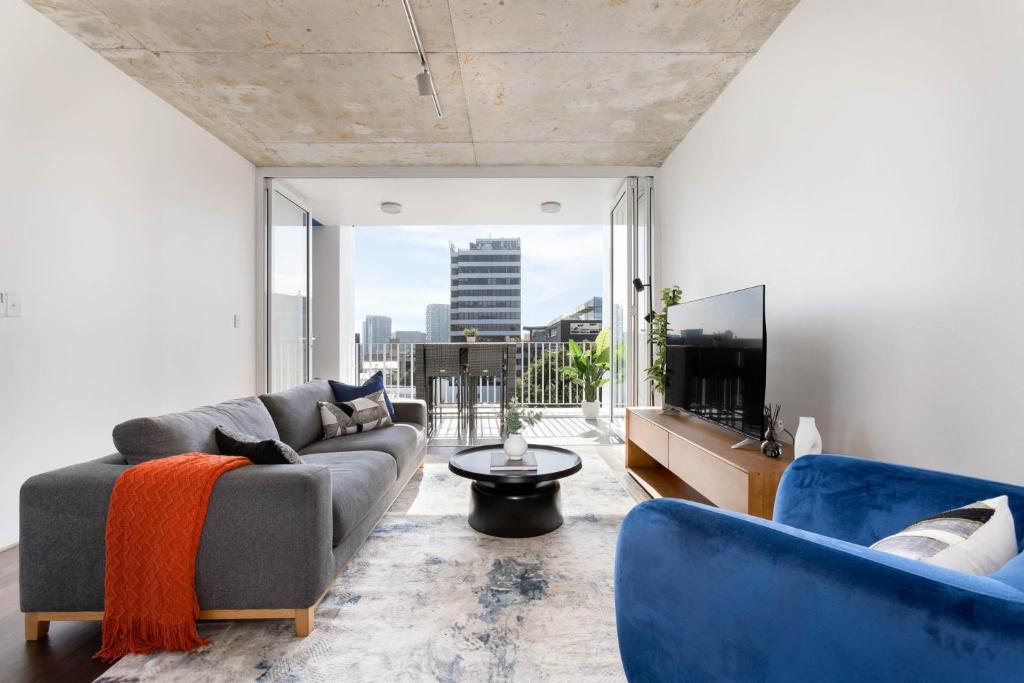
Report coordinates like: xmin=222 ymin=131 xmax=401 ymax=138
xmin=98 ymin=447 xmax=634 ymax=682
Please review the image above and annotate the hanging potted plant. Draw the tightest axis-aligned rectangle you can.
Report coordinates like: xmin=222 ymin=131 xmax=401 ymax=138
xmin=563 ymin=329 xmax=610 ymax=420
xmin=646 ymin=286 xmax=683 ymax=406
xmin=503 ymin=399 xmax=542 ymax=459
xmin=463 ymin=327 xmax=478 ymax=343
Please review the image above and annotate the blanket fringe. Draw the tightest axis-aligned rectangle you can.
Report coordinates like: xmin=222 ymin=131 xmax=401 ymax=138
xmin=94 ymin=616 xmax=210 ymax=662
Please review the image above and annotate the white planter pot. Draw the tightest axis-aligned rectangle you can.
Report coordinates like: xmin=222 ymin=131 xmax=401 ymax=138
xmin=503 ymin=433 xmax=528 ymax=460
xmin=793 ymin=417 xmax=823 ymax=458
xmin=466 ymin=337 xmax=477 ymax=343
xmin=581 ymin=400 xmax=600 ymax=420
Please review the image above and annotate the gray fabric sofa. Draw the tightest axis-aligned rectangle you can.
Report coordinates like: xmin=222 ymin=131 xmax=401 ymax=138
xmin=19 ymin=380 xmax=427 ymax=639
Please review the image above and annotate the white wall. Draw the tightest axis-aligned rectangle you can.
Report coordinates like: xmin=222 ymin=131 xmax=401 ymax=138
xmin=657 ymin=0 xmax=1024 ymax=483
xmin=312 ymin=224 xmax=356 ymax=383
xmin=0 ymin=2 xmax=257 ymax=546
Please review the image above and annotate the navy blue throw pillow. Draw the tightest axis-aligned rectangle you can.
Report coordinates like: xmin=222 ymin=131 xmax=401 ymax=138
xmin=329 ymin=371 xmax=396 ymax=420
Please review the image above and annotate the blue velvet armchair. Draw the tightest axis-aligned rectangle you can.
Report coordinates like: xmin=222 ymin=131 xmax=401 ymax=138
xmin=615 ymin=454 xmax=1024 ymax=682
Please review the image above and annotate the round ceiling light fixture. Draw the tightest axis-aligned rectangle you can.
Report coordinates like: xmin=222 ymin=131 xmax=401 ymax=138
xmin=540 ymin=201 xmax=562 ymax=214
xmin=380 ymin=201 xmax=403 ymax=215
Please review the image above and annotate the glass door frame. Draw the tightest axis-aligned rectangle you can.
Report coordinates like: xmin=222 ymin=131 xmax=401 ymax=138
xmin=608 ymin=176 xmax=655 ymax=423
xmin=262 ymin=179 xmax=313 ymax=392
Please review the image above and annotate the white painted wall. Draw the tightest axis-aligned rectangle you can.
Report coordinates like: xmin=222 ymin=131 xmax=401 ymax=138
xmin=312 ymin=224 xmax=356 ymax=383
xmin=0 ymin=2 xmax=257 ymax=546
xmin=656 ymin=0 xmax=1024 ymax=483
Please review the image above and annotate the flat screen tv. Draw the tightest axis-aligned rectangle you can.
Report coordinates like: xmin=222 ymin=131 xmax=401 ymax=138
xmin=663 ymin=285 xmax=766 ymax=439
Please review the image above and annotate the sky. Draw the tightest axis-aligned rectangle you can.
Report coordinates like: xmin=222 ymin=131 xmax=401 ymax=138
xmin=354 ymin=225 xmax=604 ymax=332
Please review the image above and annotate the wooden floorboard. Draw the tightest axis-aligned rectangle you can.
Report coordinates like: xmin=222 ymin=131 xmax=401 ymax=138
xmin=0 ymin=548 xmax=110 ymax=683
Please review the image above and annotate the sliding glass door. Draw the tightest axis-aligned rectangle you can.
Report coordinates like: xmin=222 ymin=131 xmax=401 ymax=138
xmin=267 ymin=183 xmax=312 ymax=392
xmin=607 ymin=177 xmax=654 ymax=424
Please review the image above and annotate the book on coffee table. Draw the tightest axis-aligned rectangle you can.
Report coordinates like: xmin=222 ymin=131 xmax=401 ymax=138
xmin=490 ymin=451 xmax=538 ymax=472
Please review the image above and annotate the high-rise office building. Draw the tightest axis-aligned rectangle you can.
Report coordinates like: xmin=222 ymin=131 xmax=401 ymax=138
xmin=361 ymin=315 xmax=392 ymax=347
xmin=449 ymin=238 xmax=522 ymax=341
xmin=393 ymin=330 xmax=427 ymax=343
xmin=424 ymin=303 xmax=450 ymax=342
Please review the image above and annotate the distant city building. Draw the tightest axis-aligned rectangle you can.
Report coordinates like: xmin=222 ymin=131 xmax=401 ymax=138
xmin=361 ymin=315 xmax=392 ymax=348
xmin=527 ymin=296 xmax=604 ymax=343
xmin=449 ymin=238 xmax=522 ymax=341
xmin=424 ymin=303 xmax=451 ymax=342
xmin=393 ymin=330 xmax=427 ymax=343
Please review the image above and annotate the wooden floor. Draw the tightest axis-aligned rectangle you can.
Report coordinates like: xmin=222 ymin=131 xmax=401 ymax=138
xmin=0 ymin=441 xmax=643 ymax=683
xmin=0 ymin=549 xmax=109 ymax=683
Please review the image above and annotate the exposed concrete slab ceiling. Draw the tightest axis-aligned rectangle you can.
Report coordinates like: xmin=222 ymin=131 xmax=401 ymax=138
xmin=26 ymin=0 xmax=798 ymax=167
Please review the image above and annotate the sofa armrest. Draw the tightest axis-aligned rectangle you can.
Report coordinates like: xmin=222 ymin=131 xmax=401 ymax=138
xmin=615 ymin=499 xmax=1024 ymax=683
xmin=391 ymin=398 xmax=427 ymax=428
xmin=773 ymin=454 xmax=1024 ymax=547
xmin=21 ymin=458 xmax=335 ymax=612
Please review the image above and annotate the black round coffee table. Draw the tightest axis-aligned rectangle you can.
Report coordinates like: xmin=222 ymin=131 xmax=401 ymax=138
xmin=449 ymin=444 xmax=582 ymax=538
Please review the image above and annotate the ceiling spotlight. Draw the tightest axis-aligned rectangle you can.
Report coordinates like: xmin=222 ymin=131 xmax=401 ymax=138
xmin=540 ymin=201 xmax=562 ymax=214
xmin=401 ymin=0 xmax=442 ymax=118
xmin=380 ymin=202 xmax=403 ymax=215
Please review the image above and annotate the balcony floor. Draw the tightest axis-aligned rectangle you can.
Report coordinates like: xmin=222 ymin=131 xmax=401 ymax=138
xmin=427 ymin=407 xmax=624 ymax=447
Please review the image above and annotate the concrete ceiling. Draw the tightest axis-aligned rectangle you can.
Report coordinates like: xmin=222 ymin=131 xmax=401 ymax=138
xmin=27 ymin=0 xmax=798 ymax=167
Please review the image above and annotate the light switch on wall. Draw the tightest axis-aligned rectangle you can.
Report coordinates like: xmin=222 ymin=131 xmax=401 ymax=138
xmin=6 ymin=292 xmax=22 ymax=317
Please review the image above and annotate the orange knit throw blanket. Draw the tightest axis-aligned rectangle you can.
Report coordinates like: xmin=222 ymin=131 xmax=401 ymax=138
xmin=95 ymin=452 xmax=250 ymax=662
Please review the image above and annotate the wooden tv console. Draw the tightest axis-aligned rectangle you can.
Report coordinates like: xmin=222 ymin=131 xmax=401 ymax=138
xmin=625 ymin=407 xmax=793 ymax=519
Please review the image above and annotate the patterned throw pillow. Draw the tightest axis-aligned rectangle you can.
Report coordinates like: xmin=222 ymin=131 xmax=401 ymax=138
xmin=870 ymin=495 xmax=1018 ymax=575
xmin=318 ymin=391 xmax=393 ymax=438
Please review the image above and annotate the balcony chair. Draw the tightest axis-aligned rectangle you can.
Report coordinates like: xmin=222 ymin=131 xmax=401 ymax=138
xmin=615 ymin=454 xmax=1024 ymax=682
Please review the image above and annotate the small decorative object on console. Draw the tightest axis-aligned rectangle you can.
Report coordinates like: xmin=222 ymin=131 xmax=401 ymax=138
xmin=504 ymin=399 xmax=542 ymax=460
xmin=760 ymin=403 xmax=783 ymax=458
xmin=463 ymin=327 xmax=478 ymax=343
xmin=793 ymin=416 xmax=823 ymax=458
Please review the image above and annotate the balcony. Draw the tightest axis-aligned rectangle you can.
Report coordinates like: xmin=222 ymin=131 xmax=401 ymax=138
xmin=354 ymin=342 xmax=623 ymax=446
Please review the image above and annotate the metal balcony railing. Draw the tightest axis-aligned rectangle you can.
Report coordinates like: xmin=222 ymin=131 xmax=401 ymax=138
xmin=353 ymin=341 xmax=607 ymax=407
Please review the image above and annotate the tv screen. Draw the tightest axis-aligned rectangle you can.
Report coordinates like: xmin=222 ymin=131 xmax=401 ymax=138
xmin=663 ymin=285 xmax=766 ymax=439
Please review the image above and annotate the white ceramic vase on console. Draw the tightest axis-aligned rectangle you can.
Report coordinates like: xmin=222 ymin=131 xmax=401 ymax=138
xmin=793 ymin=417 xmax=823 ymax=458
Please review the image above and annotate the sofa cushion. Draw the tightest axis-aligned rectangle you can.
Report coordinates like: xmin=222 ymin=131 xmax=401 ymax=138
xmin=330 ymin=371 xmax=396 ymax=420
xmin=299 ymin=423 xmax=424 ymax=478
xmin=318 ymin=394 xmax=392 ymax=439
xmin=302 ymin=451 xmax=397 ymax=546
xmin=259 ymin=380 xmax=334 ymax=450
xmin=113 ymin=397 xmax=280 ymax=465
xmin=214 ymin=426 xmax=303 ymax=465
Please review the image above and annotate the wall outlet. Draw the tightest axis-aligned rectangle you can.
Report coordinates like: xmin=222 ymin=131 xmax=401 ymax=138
xmin=6 ymin=292 xmax=21 ymax=317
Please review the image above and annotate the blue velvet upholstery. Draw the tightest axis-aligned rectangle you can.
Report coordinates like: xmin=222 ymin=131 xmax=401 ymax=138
xmin=615 ymin=454 xmax=1024 ymax=682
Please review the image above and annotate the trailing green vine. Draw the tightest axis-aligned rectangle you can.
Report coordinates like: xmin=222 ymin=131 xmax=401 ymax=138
xmin=645 ymin=285 xmax=683 ymax=395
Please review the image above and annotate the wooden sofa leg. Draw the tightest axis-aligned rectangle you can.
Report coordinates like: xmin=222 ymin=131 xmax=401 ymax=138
xmin=294 ymin=606 xmax=315 ymax=637
xmin=25 ymin=613 xmax=50 ymax=641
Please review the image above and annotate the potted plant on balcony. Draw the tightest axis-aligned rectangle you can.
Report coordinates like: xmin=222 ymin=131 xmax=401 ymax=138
xmin=464 ymin=327 xmax=478 ymax=343
xmin=563 ymin=329 xmax=610 ymax=420
xmin=504 ymin=399 xmax=542 ymax=459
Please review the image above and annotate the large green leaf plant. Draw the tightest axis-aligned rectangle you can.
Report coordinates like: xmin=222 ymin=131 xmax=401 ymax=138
xmin=563 ymin=329 xmax=611 ymax=402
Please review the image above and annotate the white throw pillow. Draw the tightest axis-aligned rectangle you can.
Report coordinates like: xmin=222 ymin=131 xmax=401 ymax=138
xmin=870 ymin=495 xmax=1018 ymax=575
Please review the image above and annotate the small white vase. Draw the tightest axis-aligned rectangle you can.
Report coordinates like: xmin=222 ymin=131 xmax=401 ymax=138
xmin=466 ymin=336 xmax=477 ymax=343
xmin=793 ymin=417 xmax=823 ymax=458
xmin=581 ymin=400 xmax=600 ymax=420
xmin=504 ymin=432 xmax=528 ymax=460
